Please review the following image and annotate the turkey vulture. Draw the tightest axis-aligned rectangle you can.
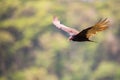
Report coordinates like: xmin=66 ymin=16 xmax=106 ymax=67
xmin=52 ymin=16 xmax=109 ymax=42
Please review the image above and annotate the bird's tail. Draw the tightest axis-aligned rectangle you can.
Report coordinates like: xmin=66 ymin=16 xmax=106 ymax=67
xmin=89 ymin=40 xmax=97 ymax=43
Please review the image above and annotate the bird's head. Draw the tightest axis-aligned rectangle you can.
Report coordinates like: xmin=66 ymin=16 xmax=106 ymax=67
xmin=68 ymin=36 xmax=73 ymax=41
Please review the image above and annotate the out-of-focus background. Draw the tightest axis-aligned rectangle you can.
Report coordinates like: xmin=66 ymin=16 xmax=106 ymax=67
xmin=0 ymin=0 xmax=120 ymax=80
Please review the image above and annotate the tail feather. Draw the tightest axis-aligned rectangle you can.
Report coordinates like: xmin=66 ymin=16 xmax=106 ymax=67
xmin=89 ymin=40 xmax=97 ymax=43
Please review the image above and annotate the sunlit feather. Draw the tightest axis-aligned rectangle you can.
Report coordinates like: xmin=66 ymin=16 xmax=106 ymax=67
xmin=87 ymin=18 xmax=109 ymax=38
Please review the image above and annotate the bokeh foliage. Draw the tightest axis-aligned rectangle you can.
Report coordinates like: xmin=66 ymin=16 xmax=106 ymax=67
xmin=0 ymin=0 xmax=120 ymax=80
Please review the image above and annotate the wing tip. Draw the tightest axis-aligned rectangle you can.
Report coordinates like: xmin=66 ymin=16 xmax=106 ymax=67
xmin=97 ymin=18 xmax=109 ymax=24
xmin=53 ymin=16 xmax=58 ymax=21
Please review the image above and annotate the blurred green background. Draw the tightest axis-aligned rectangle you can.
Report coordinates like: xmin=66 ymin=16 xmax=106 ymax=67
xmin=0 ymin=0 xmax=120 ymax=80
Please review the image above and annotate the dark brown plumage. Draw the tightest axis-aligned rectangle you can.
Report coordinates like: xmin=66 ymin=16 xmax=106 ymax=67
xmin=53 ymin=16 xmax=109 ymax=42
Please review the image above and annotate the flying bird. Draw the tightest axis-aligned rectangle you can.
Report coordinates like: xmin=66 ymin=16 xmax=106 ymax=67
xmin=52 ymin=16 xmax=109 ymax=42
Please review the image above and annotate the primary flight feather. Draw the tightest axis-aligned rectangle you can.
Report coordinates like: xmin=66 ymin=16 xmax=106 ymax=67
xmin=53 ymin=16 xmax=109 ymax=42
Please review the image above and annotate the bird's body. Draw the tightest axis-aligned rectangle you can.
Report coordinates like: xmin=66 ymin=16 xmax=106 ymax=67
xmin=70 ymin=35 xmax=90 ymax=42
xmin=52 ymin=16 xmax=109 ymax=42
xmin=71 ymin=27 xmax=92 ymax=42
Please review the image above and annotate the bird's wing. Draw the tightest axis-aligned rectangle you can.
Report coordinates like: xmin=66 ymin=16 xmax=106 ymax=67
xmin=53 ymin=16 xmax=79 ymax=36
xmin=86 ymin=18 xmax=109 ymax=38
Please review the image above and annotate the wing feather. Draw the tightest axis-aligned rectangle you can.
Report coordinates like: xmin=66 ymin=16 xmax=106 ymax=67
xmin=86 ymin=18 xmax=109 ymax=38
xmin=52 ymin=16 xmax=79 ymax=35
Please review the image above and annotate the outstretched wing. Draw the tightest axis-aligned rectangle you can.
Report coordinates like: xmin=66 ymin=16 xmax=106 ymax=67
xmin=86 ymin=18 xmax=109 ymax=38
xmin=52 ymin=16 xmax=79 ymax=36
